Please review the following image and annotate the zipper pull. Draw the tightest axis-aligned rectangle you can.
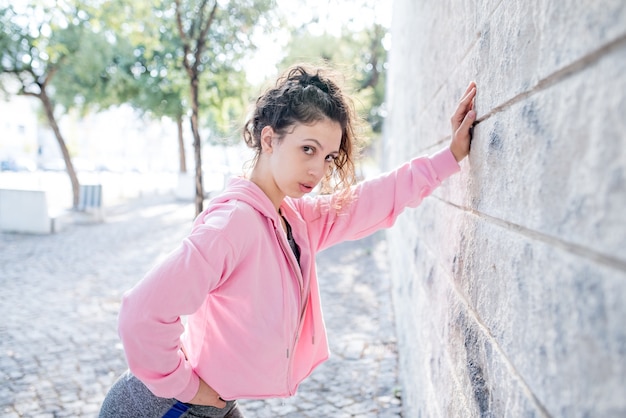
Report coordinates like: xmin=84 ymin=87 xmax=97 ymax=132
xmin=286 ymin=348 xmax=290 ymax=358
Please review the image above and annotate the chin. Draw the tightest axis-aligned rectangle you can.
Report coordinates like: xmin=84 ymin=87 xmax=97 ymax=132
xmin=289 ymin=191 xmax=307 ymax=198
xmin=287 ymin=188 xmax=308 ymax=199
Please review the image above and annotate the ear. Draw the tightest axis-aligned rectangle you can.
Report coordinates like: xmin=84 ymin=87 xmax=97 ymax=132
xmin=260 ymin=126 xmax=275 ymax=153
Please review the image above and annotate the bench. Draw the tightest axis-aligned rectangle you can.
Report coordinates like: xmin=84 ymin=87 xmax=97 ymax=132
xmin=0 ymin=189 xmax=59 ymax=234
xmin=72 ymin=184 xmax=104 ymax=223
xmin=78 ymin=184 xmax=102 ymax=211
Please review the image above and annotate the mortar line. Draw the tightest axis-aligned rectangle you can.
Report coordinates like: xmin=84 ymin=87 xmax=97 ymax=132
xmin=428 ymin=279 xmax=480 ymax=417
xmin=389 ymin=240 xmax=473 ymax=416
xmin=457 ymin=0 xmax=506 ymax=64
xmin=414 ymin=0 xmax=506 ymax=120
xmin=419 ymin=32 xmax=626 ymax=150
xmin=474 ymin=32 xmax=626 ymax=124
xmin=440 ymin=344 xmax=475 ymax=417
xmin=410 ymin=258 xmax=473 ymax=416
xmin=445 ymin=265 xmax=553 ymax=418
xmin=415 ymin=233 xmax=553 ymax=417
xmin=438 ymin=197 xmax=626 ymax=272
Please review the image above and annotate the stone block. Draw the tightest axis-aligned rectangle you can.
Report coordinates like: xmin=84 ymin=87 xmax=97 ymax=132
xmin=472 ymin=0 xmax=626 ymax=112
xmin=0 ymin=189 xmax=52 ymax=234
xmin=453 ymin=49 xmax=625 ymax=261
xmin=389 ymin=195 xmax=626 ymax=416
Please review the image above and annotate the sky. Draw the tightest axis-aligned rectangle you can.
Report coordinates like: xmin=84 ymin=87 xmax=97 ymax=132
xmin=275 ymin=0 xmax=392 ymax=36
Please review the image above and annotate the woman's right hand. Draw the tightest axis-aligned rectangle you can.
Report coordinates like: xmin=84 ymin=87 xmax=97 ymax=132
xmin=187 ymin=378 xmax=227 ymax=408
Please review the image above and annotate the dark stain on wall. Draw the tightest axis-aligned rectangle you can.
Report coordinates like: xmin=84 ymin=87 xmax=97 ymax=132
xmin=488 ymin=122 xmax=503 ymax=152
xmin=425 ymin=266 xmax=434 ymax=287
xmin=461 ymin=312 xmax=492 ymax=417
xmin=521 ymin=100 xmax=544 ymax=136
xmin=478 ymin=23 xmax=491 ymax=67
xmin=453 ymin=238 xmax=467 ymax=281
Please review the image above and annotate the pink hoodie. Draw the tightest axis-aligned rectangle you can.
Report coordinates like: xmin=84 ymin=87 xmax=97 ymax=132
xmin=118 ymin=147 xmax=460 ymax=402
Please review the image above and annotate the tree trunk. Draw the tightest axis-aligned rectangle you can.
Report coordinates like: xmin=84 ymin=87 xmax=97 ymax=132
xmin=40 ymin=88 xmax=81 ymax=209
xmin=176 ymin=115 xmax=187 ymax=173
xmin=189 ymin=74 xmax=204 ymax=216
xmin=174 ymin=0 xmax=218 ymax=216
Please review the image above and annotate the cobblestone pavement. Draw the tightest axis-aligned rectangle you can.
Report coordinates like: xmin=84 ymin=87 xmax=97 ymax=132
xmin=0 ymin=194 xmax=402 ymax=417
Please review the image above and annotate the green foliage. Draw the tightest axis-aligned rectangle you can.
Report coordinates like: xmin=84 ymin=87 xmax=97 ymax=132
xmin=197 ymin=65 xmax=248 ymax=142
xmin=0 ymin=4 xmax=55 ymax=95
xmin=85 ymin=0 xmax=276 ymax=143
xmin=171 ymin=0 xmax=276 ymax=142
xmin=52 ymin=29 xmax=133 ymax=112
xmin=0 ymin=0 xmax=273 ymax=138
xmin=0 ymin=1 xmax=132 ymax=115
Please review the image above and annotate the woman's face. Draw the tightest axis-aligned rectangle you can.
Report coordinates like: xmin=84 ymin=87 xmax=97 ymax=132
xmin=261 ymin=118 xmax=342 ymax=206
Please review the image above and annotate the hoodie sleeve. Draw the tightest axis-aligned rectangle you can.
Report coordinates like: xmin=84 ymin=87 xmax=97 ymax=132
xmin=300 ymin=147 xmax=460 ymax=252
xmin=117 ymin=222 xmax=237 ymax=402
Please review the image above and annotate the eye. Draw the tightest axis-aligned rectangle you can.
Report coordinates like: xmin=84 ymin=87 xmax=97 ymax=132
xmin=303 ymin=146 xmax=315 ymax=155
xmin=324 ymin=154 xmax=337 ymax=163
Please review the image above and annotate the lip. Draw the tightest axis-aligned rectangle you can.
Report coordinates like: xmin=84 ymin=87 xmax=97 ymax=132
xmin=299 ymin=183 xmax=314 ymax=193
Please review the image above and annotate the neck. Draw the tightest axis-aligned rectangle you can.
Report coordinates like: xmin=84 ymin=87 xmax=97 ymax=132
xmin=249 ymin=161 xmax=284 ymax=212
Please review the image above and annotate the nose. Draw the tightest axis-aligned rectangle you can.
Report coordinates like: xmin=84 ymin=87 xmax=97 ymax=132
xmin=307 ymin=159 xmax=325 ymax=180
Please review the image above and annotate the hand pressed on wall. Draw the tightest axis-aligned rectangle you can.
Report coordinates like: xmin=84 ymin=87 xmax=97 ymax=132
xmin=449 ymin=82 xmax=477 ymax=163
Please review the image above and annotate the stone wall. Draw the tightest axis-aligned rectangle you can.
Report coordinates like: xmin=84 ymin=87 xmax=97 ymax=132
xmin=383 ymin=1 xmax=626 ymax=416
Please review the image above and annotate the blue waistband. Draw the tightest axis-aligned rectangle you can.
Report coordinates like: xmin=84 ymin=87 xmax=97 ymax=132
xmin=162 ymin=400 xmax=189 ymax=418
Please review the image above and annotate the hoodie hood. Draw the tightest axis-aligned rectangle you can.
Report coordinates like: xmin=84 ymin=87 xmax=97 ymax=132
xmin=209 ymin=177 xmax=281 ymax=226
xmin=208 ymin=177 xmax=308 ymax=233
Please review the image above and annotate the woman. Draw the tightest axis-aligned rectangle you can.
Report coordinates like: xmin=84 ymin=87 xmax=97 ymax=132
xmin=99 ymin=64 xmax=477 ymax=417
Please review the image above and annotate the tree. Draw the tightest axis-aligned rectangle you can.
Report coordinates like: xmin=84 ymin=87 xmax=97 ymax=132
xmin=95 ymin=1 xmax=250 ymax=177
xmin=0 ymin=2 xmax=126 ymax=208
xmin=93 ymin=0 xmax=274 ymax=215
xmin=171 ymin=0 xmax=275 ymax=215
xmin=87 ymin=0 xmax=192 ymax=173
xmin=1 ymin=0 xmax=276 ymax=213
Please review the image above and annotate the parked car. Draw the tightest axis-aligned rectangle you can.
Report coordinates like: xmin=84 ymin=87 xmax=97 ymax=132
xmin=0 ymin=158 xmax=36 ymax=172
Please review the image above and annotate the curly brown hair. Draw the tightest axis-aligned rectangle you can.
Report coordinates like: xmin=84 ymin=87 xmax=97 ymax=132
xmin=243 ymin=64 xmax=361 ymax=205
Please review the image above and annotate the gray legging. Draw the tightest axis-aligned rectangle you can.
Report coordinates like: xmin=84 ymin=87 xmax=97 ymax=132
xmin=99 ymin=370 xmax=245 ymax=418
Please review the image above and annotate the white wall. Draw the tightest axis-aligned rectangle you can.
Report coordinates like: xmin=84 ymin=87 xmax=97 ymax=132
xmin=384 ymin=1 xmax=626 ymax=416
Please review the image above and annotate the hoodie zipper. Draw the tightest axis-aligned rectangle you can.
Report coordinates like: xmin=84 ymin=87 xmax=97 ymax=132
xmin=274 ymin=226 xmax=305 ymax=396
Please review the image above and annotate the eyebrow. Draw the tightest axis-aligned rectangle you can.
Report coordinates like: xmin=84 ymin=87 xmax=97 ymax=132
xmin=304 ymin=138 xmax=340 ymax=155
